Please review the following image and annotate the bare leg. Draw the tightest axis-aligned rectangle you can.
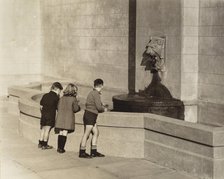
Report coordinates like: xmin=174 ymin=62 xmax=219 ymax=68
xmin=38 ymin=128 xmax=45 ymax=148
xmin=91 ymin=124 xmax=99 ymax=146
xmin=43 ymin=126 xmax=51 ymax=142
xmin=42 ymin=126 xmax=53 ymax=149
xmin=80 ymin=125 xmax=93 ymax=148
xmin=91 ymin=124 xmax=104 ymax=157
xmin=39 ymin=128 xmax=45 ymax=141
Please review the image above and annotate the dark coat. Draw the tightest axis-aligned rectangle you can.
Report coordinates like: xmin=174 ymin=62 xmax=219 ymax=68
xmin=55 ymin=96 xmax=80 ymax=133
xmin=40 ymin=91 xmax=60 ymax=127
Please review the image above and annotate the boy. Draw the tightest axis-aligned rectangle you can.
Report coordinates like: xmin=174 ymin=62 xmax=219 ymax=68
xmin=79 ymin=78 xmax=108 ymax=158
xmin=38 ymin=82 xmax=63 ymax=149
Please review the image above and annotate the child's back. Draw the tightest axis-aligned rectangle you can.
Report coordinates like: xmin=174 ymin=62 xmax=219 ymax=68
xmin=40 ymin=91 xmax=59 ymax=126
xmin=38 ymin=82 xmax=63 ymax=150
xmin=56 ymin=96 xmax=80 ymax=131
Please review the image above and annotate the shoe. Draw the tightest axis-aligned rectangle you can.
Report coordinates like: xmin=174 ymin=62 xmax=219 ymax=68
xmin=57 ymin=148 xmax=65 ymax=153
xmin=91 ymin=151 xmax=105 ymax=157
xmin=79 ymin=152 xmax=92 ymax=158
xmin=42 ymin=145 xmax=53 ymax=150
xmin=38 ymin=140 xmax=43 ymax=148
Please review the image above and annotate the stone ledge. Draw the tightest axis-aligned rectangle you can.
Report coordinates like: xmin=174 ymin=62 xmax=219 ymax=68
xmin=8 ymin=82 xmax=224 ymax=179
xmin=144 ymin=114 xmax=224 ymax=147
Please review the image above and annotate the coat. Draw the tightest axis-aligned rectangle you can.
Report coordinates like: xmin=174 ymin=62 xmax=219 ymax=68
xmin=55 ymin=96 xmax=80 ymax=133
xmin=40 ymin=91 xmax=60 ymax=127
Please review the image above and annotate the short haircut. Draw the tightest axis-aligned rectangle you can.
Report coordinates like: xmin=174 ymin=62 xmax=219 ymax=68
xmin=51 ymin=82 xmax=63 ymax=90
xmin=94 ymin=78 xmax=104 ymax=87
xmin=63 ymin=83 xmax=78 ymax=97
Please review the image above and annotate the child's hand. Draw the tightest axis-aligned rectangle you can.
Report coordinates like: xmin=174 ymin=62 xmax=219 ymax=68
xmin=104 ymin=107 xmax=108 ymax=112
xmin=103 ymin=104 xmax=109 ymax=108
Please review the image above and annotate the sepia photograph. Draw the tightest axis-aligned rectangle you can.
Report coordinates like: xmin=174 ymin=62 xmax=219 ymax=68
xmin=0 ymin=0 xmax=224 ymax=178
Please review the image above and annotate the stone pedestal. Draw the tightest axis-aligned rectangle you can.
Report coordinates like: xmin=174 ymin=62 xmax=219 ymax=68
xmin=113 ymin=94 xmax=184 ymax=120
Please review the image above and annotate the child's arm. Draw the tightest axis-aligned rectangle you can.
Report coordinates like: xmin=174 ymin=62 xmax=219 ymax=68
xmin=94 ymin=93 xmax=107 ymax=113
xmin=72 ymin=98 xmax=81 ymax=113
xmin=40 ymin=95 xmax=45 ymax=111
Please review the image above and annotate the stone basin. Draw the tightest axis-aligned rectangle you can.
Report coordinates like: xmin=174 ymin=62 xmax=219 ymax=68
xmin=8 ymin=82 xmax=224 ymax=179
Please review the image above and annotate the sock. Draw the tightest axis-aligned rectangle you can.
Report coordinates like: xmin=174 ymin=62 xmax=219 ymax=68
xmin=91 ymin=145 xmax=97 ymax=154
xmin=42 ymin=141 xmax=47 ymax=147
xmin=57 ymin=135 xmax=62 ymax=149
xmin=39 ymin=140 xmax=43 ymax=145
xmin=79 ymin=146 xmax=86 ymax=154
xmin=61 ymin=136 xmax=67 ymax=150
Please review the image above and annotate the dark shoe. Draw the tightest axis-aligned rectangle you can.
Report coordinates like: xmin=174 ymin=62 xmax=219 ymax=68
xmin=42 ymin=145 xmax=53 ymax=150
xmin=91 ymin=151 xmax=105 ymax=157
xmin=79 ymin=152 xmax=92 ymax=158
xmin=57 ymin=148 xmax=65 ymax=153
xmin=38 ymin=140 xmax=43 ymax=148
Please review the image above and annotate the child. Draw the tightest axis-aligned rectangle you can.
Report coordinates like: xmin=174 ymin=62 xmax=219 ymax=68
xmin=79 ymin=78 xmax=108 ymax=158
xmin=55 ymin=83 xmax=81 ymax=153
xmin=38 ymin=82 xmax=63 ymax=149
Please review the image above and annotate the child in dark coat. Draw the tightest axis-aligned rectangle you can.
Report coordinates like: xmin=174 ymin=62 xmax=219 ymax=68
xmin=55 ymin=83 xmax=81 ymax=153
xmin=39 ymin=82 xmax=63 ymax=149
xmin=79 ymin=78 xmax=108 ymax=158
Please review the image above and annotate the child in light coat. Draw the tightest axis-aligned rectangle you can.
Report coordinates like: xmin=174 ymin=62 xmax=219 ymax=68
xmin=55 ymin=83 xmax=80 ymax=153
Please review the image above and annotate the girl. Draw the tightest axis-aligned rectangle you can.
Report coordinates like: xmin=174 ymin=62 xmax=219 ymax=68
xmin=55 ymin=83 xmax=81 ymax=153
xmin=79 ymin=78 xmax=108 ymax=158
xmin=39 ymin=82 xmax=63 ymax=149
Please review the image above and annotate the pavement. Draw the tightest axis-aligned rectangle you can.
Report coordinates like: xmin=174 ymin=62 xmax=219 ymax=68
xmin=0 ymin=98 xmax=199 ymax=179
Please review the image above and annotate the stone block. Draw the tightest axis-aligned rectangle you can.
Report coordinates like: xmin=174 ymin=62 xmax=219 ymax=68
xmin=199 ymin=7 xmax=214 ymax=26
xmin=199 ymin=84 xmax=224 ymax=104
xmin=79 ymin=37 xmax=96 ymax=50
xmin=198 ymin=101 xmax=224 ymax=127
xmin=182 ymin=36 xmax=198 ymax=55
xmin=199 ymin=26 xmax=224 ymax=37
xmin=199 ymin=37 xmax=224 ymax=56
xmin=184 ymin=103 xmax=197 ymax=123
xmin=183 ymin=0 xmax=199 ymax=8
xmin=181 ymin=72 xmax=198 ymax=101
xmin=182 ymin=55 xmax=198 ymax=73
xmin=144 ymin=127 xmax=224 ymax=179
xmin=183 ymin=26 xmax=198 ymax=36
xmin=144 ymin=114 xmax=215 ymax=146
xmin=199 ymin=55 xmax=224 ymax=74
xmin=183 ymin=7 xmax=199 ymax=26
xmin=199 ymin=72 xmax=224 ymax=87
xmin=181 ymin=72 xmax=198 ymax=85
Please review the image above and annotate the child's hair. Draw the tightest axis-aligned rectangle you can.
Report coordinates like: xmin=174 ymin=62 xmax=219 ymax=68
xmin=94 ymin=78 xmax=104 ymax=87
xmin=51 ymin=82 xmax=63 ymax=91
xmin=63 ymin=83 xmax=78 ymax=97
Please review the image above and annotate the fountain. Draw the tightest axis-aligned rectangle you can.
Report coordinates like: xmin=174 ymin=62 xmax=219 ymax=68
xmin=113 ymin=37 xmax=184 ymax=120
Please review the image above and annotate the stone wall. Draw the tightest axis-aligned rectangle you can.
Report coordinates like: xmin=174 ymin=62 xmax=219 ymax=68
xmin=198 ymin=0 xmax=224 ymax=126
xmin=136 ymin=0 xmax=182 ymax=98
xmin=0 ymin=0 xmax=42 ymax=96
xmin=41 ymin=0 xmax=129 ymax=91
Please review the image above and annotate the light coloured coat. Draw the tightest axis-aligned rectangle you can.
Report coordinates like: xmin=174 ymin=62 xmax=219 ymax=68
xmin=55 ymin=96 xmax=80 ymax=132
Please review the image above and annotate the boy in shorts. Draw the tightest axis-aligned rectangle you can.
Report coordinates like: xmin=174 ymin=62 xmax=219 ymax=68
xmin=79 ymin=79 xmax=108 ymax=158
xmin=38 ymin=82 xmax=63 ymax=149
